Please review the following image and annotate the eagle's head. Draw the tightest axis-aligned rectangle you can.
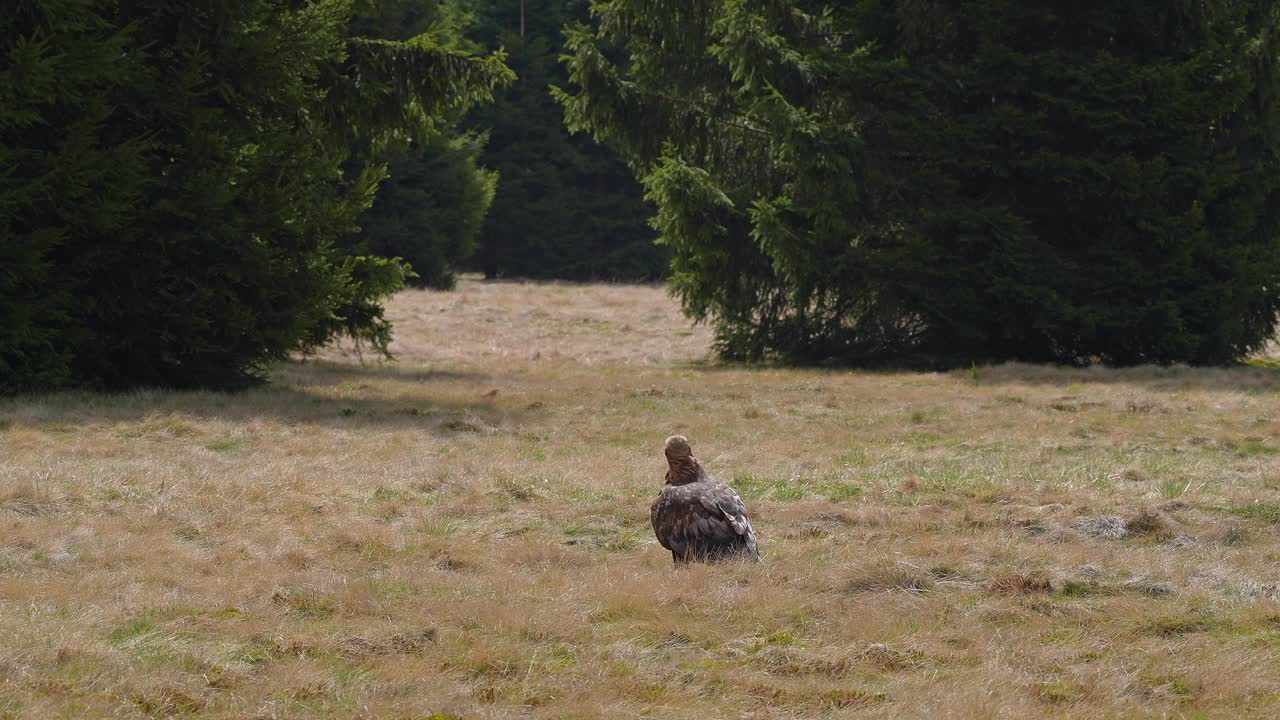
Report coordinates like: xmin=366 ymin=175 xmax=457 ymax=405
xmin=664 ymin=435 xmax=692 ymax=460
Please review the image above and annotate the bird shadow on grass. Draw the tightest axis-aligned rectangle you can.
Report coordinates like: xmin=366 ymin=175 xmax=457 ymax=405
xmin=674 ymin=356 xmax=1280 ymax=393
xmin=964 ymin=361 xmax=1280 ymax=393
xmin=282 ymin=358 xmax=488 ymax=386
xmin=0 ymin=359 xmax=539 ymax=434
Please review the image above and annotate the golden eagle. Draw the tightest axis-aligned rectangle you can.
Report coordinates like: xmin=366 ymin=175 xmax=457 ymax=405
xmin=650 ymin=435 xmax=761 ymax=565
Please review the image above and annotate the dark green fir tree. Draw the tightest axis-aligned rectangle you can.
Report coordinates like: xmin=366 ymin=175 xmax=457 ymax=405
xmin=464 ymin=0 xmax=666 ymax=281
xmin=345 ymin=0 xmax=499 ymax=289
xmin=1 ymin=0 xmax=512 ymax=391
xmin=558 ymin=0 xmax=1280 ymax=366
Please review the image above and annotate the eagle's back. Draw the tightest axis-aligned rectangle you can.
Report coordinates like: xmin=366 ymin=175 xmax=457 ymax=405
xmin=651 ymin=477 xmax=760 ymax=563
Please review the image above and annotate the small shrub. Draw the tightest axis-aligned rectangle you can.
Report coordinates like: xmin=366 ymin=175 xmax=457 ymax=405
xmin=1124 ymin=511 xmax=1173 ymax=540
xmin=988 ymin=573 xmax=1053 ymax=595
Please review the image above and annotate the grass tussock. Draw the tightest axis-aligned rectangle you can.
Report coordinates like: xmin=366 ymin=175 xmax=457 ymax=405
xmin=845 ymin=561 xmax=935 ymax=593
xmin=5 ymin=279 xmax=1280 ymax=717
xmin=988 ymin=573 xmax=1054 ymax=595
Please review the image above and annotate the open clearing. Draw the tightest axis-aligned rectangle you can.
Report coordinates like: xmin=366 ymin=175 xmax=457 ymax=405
xmin=7 ymin=280 xmax=1280 ymax=718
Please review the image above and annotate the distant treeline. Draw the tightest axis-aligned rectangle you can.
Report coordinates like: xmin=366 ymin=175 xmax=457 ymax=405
xmin=6 ymin=1 xmax=1280 ymax=394
xmin=348 ymin=0 xmax=665 ymax=286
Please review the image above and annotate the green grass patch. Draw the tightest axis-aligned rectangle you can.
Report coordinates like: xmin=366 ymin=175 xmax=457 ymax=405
xmin=1139 ymin=611 xmax=1219 ymax=638
xmin=215 ymin=638 xmax=274 ymax=668
xmin=1036 ymin=681 xmax=1078 ymax=705
xmin=836 ymin=448 xmax=869 ymax=465
xmin=1230 ymin=503 xmax=1280 ymax=524
xmin=109 ymin=616 xmax=160 ymax=646
xmin=1159 ymin=477 xmax=1189 ymax=498
xmin=365 ymin=576 xmax=419 ymax=601
xmin=604 ymin=431 xmax=648 ymax=448
xmin=1140 ymin=673 xmax=1198 ymax=701
xmin=814 ymin=689 xmax=887 ymax=710
xmin=174 ymin=526 xmax=201 ymax=541
xmin=902 ymin=431 xmax=942 ymax=448
xmin=108 ymin=615 xmax=193 ymax=666
xmin=731 ymin=472 xmax=864 ymax=502
xmin=270 ymin=587 xmax=337 ymax=618
xmin=1058 ymin=580 xmax=1112 ymax=598
xmin=588 ymin=608 xmax=625 ymax=624
xmin=911 ymin=463 xmax=986 ymax=494
xmin=205 ymin=437 xmax=242 ymax=452
xmin=563 ymin=522 xmax=638 ymax=552
xmin=732 ymin=473 xmax=805 ymax=501
xmin=817 ymin=480 xmax=864 ymax=502
xmin=119 ymin=415 xmax=196 ymax=438
xmin=1218 ymin=438 xmax=1280 ymax=453
xmin=130 ymin=687 xmax=205 ymax=716
xmin=495 ymin=476 xmax=539 ymax=501
xmin=746 ymin=629 xmax=798 ymax=653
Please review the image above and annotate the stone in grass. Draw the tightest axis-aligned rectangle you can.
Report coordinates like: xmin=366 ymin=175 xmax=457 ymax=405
xmin=1070 ymin=511 xmax=1172 ymax=540
xmin=1123 ymin=577 xmax=1175 ymax=596
xmin=1071 ymin=515 xmax=1128 ymax=539
xmin=338 ymin=628 xmax=437 ymax=658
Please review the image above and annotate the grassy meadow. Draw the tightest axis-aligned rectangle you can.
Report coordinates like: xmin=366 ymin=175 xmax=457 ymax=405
xmin=7 ymin=279 xmax=1280 ymax=718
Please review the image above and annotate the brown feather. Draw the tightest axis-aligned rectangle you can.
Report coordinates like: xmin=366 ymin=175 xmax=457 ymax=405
xmin=651 ymin=436 xmax=761 ymax=565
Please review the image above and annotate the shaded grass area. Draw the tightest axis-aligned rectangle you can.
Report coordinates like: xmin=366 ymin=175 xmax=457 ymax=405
xmin=4 ymin=280 xmax=1280 ymax=717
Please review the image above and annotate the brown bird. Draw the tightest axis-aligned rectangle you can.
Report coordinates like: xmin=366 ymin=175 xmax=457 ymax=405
xmin=650 ymin=435 xmax=761 ymax=565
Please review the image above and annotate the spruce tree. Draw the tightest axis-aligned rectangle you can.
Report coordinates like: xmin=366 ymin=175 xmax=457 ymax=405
xmin=464 ymin=0 xmax=665 ymax=281
xmin=344 ymin=0 xmax=499 ymax=290
xmin=1 ymin=0 xmax=512 ymax=391
xmin=559 ymin=0 xmax=1280 ymax=366
xmin=1 ymin=0 xmax=147 ymax=393
xmin=355 ymin=132 xmax=497 ymax=289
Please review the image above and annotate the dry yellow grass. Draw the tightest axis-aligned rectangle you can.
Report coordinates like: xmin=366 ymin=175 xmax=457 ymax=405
xmin=5 ymin=278 xmax=1280 ymax=718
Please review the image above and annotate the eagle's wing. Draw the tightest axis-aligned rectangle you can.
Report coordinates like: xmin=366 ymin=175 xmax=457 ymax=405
xmin=650 ymin=491 xmax=677 ymax=552
xmin=698 ymin=484 xmax=753 ymax=536
xmin=701 ymin=482 xmax=760 ymax=561
xmin=651 ymin=482 xmax=761 ymax=563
